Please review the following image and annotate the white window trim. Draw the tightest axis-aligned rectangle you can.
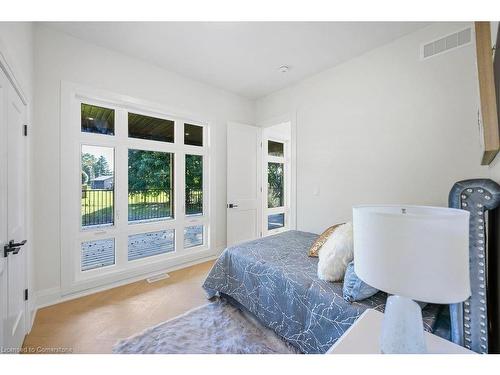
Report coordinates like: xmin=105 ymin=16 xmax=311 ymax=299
xmin=60 ymin=82 xmax=216 ymax=296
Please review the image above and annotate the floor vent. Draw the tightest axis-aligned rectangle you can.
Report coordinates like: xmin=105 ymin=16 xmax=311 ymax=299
xmin=146 ymin=272 xmax=170 ymax=283
xmin=422 ymin=28 xmax=472 ymax=60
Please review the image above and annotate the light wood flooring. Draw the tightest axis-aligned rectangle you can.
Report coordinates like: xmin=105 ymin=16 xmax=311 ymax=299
xmin=22 ymin=260 xmax=215 ymax=354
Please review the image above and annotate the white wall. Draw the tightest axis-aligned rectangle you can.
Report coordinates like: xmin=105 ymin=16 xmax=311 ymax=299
xmin=491 ymin=21 xmax=499 ymax=44
xmin=0 ymin=22 xmax=34 ymax=98
xmin=256 ymin=22 xmax=492 ymax=234
xmin=33 ymin=25 xmax=254 ymax=296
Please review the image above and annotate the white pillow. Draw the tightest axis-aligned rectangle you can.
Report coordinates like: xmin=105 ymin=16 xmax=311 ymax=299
xmin=317 ymin=222 xmax=353 ymax=282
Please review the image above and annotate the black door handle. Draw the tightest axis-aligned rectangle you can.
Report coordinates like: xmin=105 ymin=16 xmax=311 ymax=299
xmin=227 ymin=203 xmax=239 ymax=208
xmin=4 ymin=240 xmax=27 ymax=258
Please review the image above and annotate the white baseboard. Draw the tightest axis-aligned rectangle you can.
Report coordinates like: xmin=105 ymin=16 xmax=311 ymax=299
xmin=35 ymin=286 xmax=63 ymax=309
xmin=35 ymin=250 xmax=223 ymax=310
xmin=27 ymin=303 xmax=37 ymax=334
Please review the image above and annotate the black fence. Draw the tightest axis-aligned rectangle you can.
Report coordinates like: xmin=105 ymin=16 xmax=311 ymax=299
xmin=128 ymin=189 xmax=173 ymax=222
xmin=81 ymin=189 xmax=114 ymax=227
xmin=186 ymin=189 xmax=203 ymax=215
xmin=81 ymin=188 xmax=203 ymax=227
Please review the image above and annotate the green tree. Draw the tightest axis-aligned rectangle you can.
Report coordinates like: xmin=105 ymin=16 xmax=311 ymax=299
xmin=81 ymin=153 xmax=112 ymax=186
xmin=268 ymin=163 xmax=284 ymax=208
xmin=95 ymin=155 xmax=111 ymax=177
xmin=185 ymin=154 xmax=202 ymax=190
xmin=82 ymin=170 xmax=89 ymax=185
xmin=128 ymin=150 xmax=173 ymax=193
xmin=81 ymin=153 xmax=97 ymax=182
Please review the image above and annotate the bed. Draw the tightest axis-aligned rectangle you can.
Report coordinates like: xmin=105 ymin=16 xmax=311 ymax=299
xmin=203 ymin=230 xmax=443 ymax=354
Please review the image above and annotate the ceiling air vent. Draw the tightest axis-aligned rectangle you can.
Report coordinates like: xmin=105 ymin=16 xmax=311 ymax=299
xmin=422 ymin=28 xmax=472 ymax=59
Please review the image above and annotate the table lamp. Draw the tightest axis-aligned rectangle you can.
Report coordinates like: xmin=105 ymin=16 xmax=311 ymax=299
xmin=353 ymin=205 xmax=470 ymax=354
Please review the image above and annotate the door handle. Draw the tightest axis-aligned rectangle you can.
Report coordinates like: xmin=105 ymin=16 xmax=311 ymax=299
xmin=4 ymin=240 xmax=27 ymax=258
xmin=227 ymin=203 xmax=239 ymax=208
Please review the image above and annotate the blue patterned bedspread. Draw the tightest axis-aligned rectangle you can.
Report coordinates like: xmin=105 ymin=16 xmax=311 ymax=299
xmin=203 ymin=230 xmax=441 ymax=354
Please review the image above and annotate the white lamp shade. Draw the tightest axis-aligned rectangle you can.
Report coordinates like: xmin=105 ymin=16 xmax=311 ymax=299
xmin=353 ymin=205 xmax=471 ymax=304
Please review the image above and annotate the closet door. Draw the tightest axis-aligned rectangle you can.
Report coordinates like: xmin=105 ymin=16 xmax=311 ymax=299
xmin=226 ymin=122 xmax=262 ymax=246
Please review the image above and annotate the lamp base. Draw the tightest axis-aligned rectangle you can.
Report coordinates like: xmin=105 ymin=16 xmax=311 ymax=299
xmin=380 ymin=295 xmax=426 ymax=354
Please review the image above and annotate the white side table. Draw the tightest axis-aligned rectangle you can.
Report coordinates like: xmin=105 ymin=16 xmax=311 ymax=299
xmin=327 ymin=309 xmax=473 ymax=354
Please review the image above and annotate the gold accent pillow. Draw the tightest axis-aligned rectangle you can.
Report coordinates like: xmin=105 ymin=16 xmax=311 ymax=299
xmin=308 ymin=223 xmax=344 ymax=257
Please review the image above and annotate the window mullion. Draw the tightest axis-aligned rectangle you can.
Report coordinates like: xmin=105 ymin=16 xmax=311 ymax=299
xmin=115 ymin=109 xmax=129 ymax=266
xmin=175 ymin=120 xmax=185 ymax=253
xmin=202 ymin=153 xmax=209 ymax=220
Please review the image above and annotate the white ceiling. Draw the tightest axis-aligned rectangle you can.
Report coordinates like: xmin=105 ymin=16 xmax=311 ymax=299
xmin=45 ymin=22 xmax=431 ymax=99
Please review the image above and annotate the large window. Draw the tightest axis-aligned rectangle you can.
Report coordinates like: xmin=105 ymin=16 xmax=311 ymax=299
xmin=62 ymin=89 xmax=211 ymax=292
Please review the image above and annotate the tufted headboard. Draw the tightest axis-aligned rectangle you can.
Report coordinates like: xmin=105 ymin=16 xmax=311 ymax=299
xmin=449 ymin=179 xmax=500 ymax=353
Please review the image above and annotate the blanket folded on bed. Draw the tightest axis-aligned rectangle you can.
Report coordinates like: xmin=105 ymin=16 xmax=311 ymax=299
xmin=203 ymin=230 xmax=441 ymax=354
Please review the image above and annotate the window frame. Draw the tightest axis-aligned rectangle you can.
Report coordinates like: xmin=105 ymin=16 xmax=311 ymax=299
xmin=60 ymin=82 xmax=214 ymax=295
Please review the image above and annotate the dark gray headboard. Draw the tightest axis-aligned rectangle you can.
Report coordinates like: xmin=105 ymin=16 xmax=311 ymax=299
xmin=449 ymin=179 xmax=500 ymax=353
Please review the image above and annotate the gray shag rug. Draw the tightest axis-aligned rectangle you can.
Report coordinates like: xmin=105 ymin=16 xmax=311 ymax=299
xmin=113 ymin=299 xmax=300 ymax=354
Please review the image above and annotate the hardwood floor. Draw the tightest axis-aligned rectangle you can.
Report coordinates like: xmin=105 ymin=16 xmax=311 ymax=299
xmin=22 ymin=260 xmax=215 ymax=354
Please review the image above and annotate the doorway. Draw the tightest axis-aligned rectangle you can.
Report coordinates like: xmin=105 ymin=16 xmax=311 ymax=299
xmin=226 ymin=121 xmax=295 ymax=247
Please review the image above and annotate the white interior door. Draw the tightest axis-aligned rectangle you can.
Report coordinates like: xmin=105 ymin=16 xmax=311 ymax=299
xmin=226 ymin=122 xmax=262 ymax=246
xmin=0 ymin=66 xmax=7 ymax=351
xmin=0 ymin=68 xmax=28 ymax=352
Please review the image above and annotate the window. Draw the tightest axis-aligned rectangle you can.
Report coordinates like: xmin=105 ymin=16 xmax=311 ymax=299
xmin=264 ymin=136 xmax=289 ymax=235
xmin=81 ymin=145 xmax=114 ymax=228
xmin=185 ymin=154 xmax=203 ymax=215
xmin=268 ymin=140 xmax=284 ymax=157
xmin=61 ymin=90 xmax=211 ymax=294
xmin=128 ymin=149 xmax=174 ymax=222
xmin=268 ymin=213 xmax=285 ymax=231
xmin=128 ymin=112 xmax=175 ymax=143
xmin=184 ymin=123 xmax=203 ymax=146
xmin=267 ymin=162 xmax=284 ymax=208
xmin=81 ymin=238 xmax=115 ymax=271
xmin=81 ymin=104 xmax=114 ymax=135
xmin=184 ymin=225 xmax=203 ymax=248
xmin=128 ymin=229 xmax=175 ymax=261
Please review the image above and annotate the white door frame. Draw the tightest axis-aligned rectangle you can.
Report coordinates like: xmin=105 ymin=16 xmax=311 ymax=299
xmin=258 ymin=113 xmax=297 ymax=234
xmin=0 ymin=48 xmax=32 ymax=346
